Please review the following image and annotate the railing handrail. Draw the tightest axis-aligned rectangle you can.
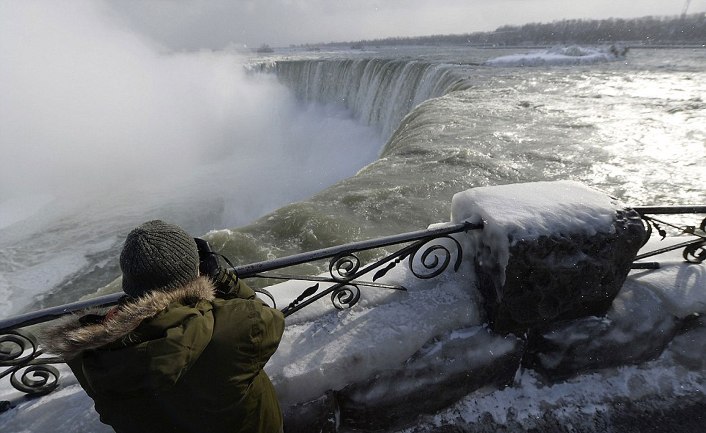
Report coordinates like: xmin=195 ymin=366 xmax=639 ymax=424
xmin=0 ymin=221 xmax=480 ymax=333
xmin=236 ymin=222 xmax=479 ymax=275
xmin=634 ymin=205 xmax=706 ymax=215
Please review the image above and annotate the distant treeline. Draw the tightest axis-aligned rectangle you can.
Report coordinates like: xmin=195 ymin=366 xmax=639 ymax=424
xmin=317 ymin=14 xmax=705 ymax=47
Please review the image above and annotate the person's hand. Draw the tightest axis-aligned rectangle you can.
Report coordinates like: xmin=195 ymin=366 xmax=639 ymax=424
xmin=211 ymin=267 xmax=240 ymax=296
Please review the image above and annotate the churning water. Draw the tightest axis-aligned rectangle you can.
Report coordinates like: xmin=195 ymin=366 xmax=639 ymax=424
xmin=1 ymin=44 xmax=705 ymax=318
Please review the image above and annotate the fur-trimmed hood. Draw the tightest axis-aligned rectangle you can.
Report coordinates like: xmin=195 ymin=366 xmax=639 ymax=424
xmin=38 ymin=276 xmax=286 ymax=431
xmin=42 ymin=276 xmax=216 ymax=360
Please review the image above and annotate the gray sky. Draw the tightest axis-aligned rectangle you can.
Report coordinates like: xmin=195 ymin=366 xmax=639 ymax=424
xmin=107 ymin=0 xmax=705 ymax=49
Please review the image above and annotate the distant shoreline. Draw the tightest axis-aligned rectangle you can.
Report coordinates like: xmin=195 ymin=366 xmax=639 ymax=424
xmin=319 ymin=43 xmax=705 ymax=50
xmin=301 ymin=14 xmax=705 ymax=51
xmin=469 ymin=44 xmax=706 ymax=50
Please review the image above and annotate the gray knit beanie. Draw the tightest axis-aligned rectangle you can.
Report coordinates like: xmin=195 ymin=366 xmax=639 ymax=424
xmin=119 ymin=220 xmax=199 ymax=298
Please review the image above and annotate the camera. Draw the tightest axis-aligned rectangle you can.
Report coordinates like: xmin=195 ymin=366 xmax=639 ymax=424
xmin=194 ymin=237 xmax=219 ymax=277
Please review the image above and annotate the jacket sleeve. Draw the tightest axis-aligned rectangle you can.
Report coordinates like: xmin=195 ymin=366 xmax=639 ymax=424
xmin=216 ymin=280 xmax=284 ymax=369
xmin=254 ymin=301 xmax=285 ymax=369
xmin=231 ymin=278 xmax=257 ymax=300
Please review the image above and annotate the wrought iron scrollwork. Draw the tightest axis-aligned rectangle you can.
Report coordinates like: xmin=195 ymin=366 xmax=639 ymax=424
xmin=683 ymin=240 xmax=706 ymax=264
xmin=408 ymin=235 xmax=463 ymax=279
xmin=330 ymin=253 xmax=360 ymax=282
xmin=370 ymin=235 xmax=463 ymax=283
xmin=0 ymin=330 xmax=38 ymax=366
xmin=278 ymin=223 xmax=478 ymax=316
xmin=1 ymin=330 xmax=61 ymax=396
xmin=320 ymin=236 xmax=461 ymax=312
xmin=331 ymin=284 xmax=361 ymax=310
xmin=9 ymin=364 xmax=60 ymax=395
xmin=634 ymin=206 xmax=706 ymax=266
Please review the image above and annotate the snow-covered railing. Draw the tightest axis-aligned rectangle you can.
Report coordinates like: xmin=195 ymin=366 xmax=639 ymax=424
xmin=0 ymin=205 xmax=704 ymax=399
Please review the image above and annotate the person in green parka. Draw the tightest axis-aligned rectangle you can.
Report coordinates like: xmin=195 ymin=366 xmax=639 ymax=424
xmin=42 ymin=220 xmax=285 ymax=433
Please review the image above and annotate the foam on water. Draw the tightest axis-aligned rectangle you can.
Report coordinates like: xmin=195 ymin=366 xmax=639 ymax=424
xmin=484 ymin=45 xmax=625 ymax=67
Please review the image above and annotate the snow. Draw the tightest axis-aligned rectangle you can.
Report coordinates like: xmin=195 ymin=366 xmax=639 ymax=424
xmin=1 ymin=182 xmax=704 ymax=432
xmin=485 ymin=45 xmax=625 ymax=67
xmin=451 ymin=180 xmax=619 ymax=284
xmin=264 ymin=252 xmax=483 ymax=405
xmin=632 ymin=237 xmax=706 ymax=318
xmin=451 ymin=180 xmax=617 ymax=243
xmin=416 ymin=360 xmax=705 ymax=431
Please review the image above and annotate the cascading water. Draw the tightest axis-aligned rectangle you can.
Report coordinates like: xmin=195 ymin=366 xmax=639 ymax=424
xmin=262 ymin=59 xmax=472 ymax=137
xmin=217 ymin=48 xmax=705 ymax=279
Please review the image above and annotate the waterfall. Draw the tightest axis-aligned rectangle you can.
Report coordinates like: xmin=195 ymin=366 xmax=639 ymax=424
xmin=261 ymin=59 xmax=471 ymax=138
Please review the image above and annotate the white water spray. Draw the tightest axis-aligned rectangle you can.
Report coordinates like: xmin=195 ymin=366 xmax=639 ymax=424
xmin=0 ymin=0 xmax=382 ymax=316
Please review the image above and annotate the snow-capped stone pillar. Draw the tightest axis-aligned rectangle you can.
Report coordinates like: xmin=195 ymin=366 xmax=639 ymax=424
xmin=451 ymin=181 xmax=646 ymax=334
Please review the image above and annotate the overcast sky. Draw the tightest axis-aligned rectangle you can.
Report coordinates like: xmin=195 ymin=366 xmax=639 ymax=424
xmin=105 ymin=0 xmax=705 ymax=49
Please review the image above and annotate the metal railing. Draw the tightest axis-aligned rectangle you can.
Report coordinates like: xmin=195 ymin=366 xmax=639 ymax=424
xmin=0 ymin=221 xmax=480 ymax=398
xmin=1 ymin=206 xmax=704 ymax=399
xmin=633 ymin=205 xmax=706 ymax=266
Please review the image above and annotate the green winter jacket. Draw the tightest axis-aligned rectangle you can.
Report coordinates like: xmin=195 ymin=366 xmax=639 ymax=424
xmin=42 ymin=276 xmax=284 ymax=433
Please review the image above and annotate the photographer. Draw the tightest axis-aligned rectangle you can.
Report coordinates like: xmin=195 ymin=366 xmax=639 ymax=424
xmin=43 ymin=220 xmax=285 ymax=433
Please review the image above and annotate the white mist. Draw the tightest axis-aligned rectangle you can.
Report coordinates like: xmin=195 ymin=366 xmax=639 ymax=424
xmin=0 ymin=0 xmax=382 ymax=316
